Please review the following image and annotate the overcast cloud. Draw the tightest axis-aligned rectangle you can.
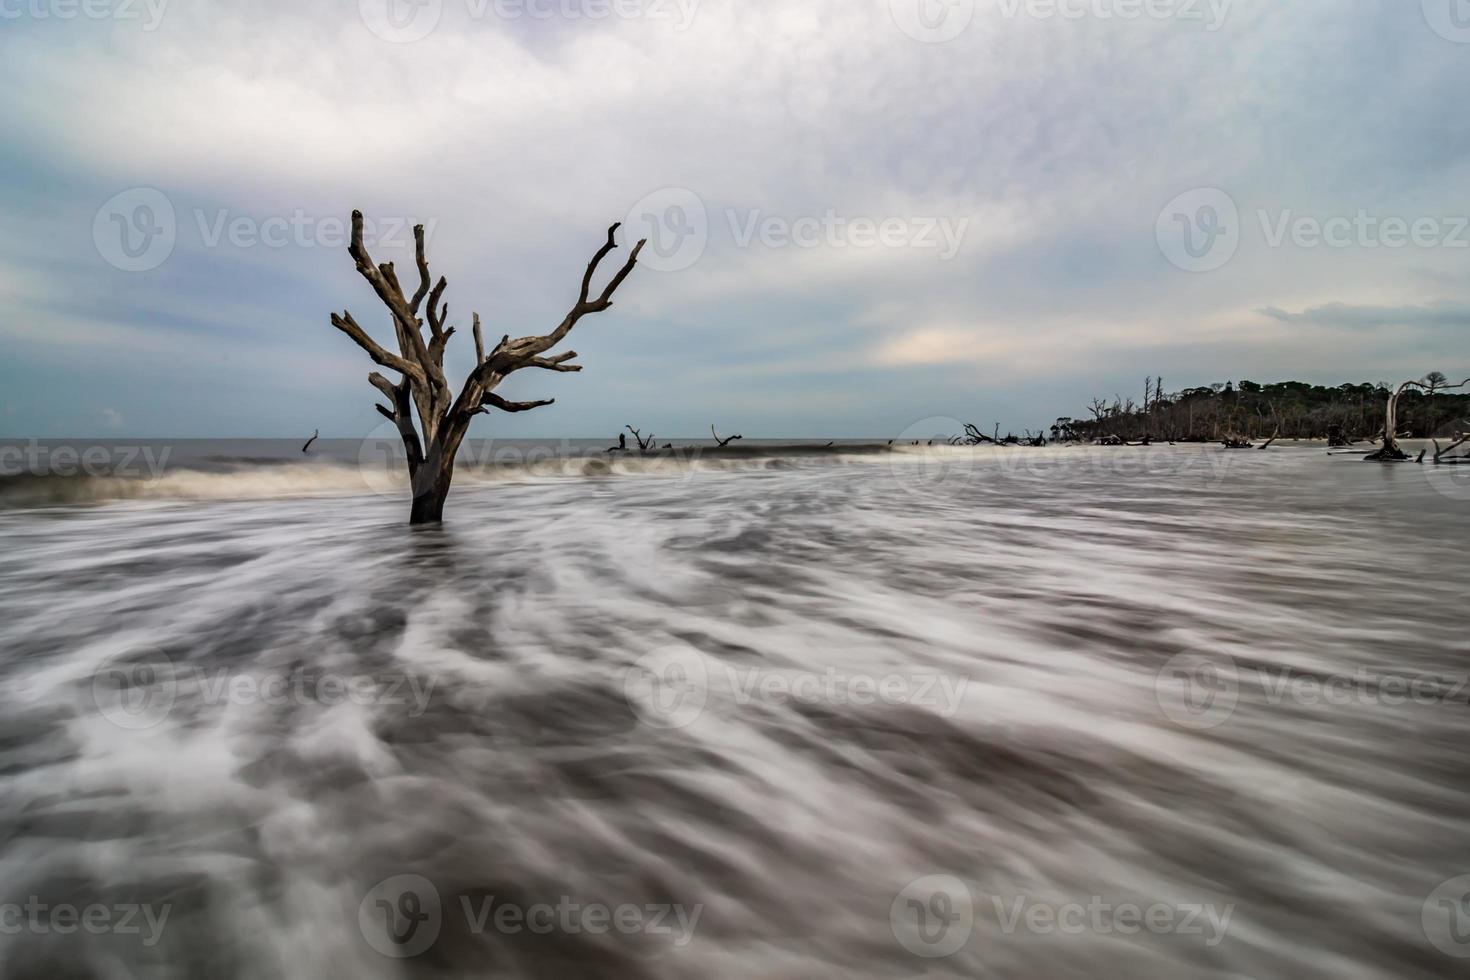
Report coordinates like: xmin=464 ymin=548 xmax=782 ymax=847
xmin=2 ymin=0 xmax=1468 ymax=437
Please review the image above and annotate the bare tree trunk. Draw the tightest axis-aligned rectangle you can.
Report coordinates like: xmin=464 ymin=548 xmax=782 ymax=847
xmin=330 ymin=211 xmax=646 ymax=523
xmin=1366 ymin=377 xmax=1470 ymax=462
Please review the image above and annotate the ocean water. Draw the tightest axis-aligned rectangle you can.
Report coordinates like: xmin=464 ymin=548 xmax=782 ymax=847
xmin=0 ymin=441 xmax=1467 ymax=978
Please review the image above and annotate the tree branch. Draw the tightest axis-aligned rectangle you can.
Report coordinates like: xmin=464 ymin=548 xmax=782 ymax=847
xmin=479 ymin=393 xmax=556 ymax=414
xmin=521 ymin=351 xmax=582 ymax=373
xmin=484 ymin=225 xmax=648 ymax=374
xmin=348 ymin=211 xmax=440 ymax=386
xmin=333 ymin=311 xmax=424 ymax=383
xmin=408 ymin=224 xmax=432 ymax=315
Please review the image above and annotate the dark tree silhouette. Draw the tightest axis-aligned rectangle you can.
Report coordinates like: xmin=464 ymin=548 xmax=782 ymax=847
xmin=711 ymin=425 xmax=743 ymax=447
xmin=331 ymin=211 xmax=645 ymax=522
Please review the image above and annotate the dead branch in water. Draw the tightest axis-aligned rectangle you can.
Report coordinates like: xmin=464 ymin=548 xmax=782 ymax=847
xmin=711 ymin=425 xmax=743 ymax=448
xmin=1432 ymin=422 xmax=1470 ymax=462
xmin=625 ymin=426 xmax=657 ymax=453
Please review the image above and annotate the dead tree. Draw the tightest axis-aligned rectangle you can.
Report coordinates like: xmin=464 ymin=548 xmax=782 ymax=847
xmin=1366 ymin=377 xmax=1470 ymax=462
xmin=1432 ymin=423 xmax=1470 ymax=463
xmin=711 ymin=425 xmax=743 ymax=448
xmin=954 ymin=422 xmax=1004 ymax=446
xmin=1257 ymin=402 xmax=1281 ymax=449
xmin=626 ymin=426 xmax=657 ymax=453
xmin=331 ymin=210 xmax=645 ymax=522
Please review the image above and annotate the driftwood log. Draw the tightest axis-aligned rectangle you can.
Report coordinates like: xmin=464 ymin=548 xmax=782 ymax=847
xmin=1432 ymin=423 xmax=1470 ymax=463
xmin=331 ymin=211 xmax=645 ymax=522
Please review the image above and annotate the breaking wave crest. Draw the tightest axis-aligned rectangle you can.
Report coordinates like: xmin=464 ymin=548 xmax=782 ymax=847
xmin=0 ymin=442 xmax=910 ymax=510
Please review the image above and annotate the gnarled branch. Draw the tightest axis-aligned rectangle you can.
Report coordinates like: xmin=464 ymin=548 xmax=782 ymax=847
xmin=330 ymin=211 xmax=646 ymax=523
xmin=480 ymin=393 xmax=555 ymax=414
xmin=712 ymin=425 xmax=743 ymax=447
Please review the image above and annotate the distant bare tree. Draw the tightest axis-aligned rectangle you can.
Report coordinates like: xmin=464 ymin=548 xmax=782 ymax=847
xmin=1367 ymin=375 xmax=1470 ymax=462
xmin=331 ymin=211 xmax=645 ymax=522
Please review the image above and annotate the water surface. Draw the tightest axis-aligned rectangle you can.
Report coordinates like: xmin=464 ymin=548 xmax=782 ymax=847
xmin=1 ymin=444 xmax=1467 ymax=978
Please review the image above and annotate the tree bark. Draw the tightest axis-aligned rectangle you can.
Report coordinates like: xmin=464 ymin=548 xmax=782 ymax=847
xmin=331 ymin=212 xmax=646 ymax=523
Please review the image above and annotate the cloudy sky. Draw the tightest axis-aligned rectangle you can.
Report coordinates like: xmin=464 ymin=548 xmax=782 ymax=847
xmin=3 ymin=0 xmax=1468 ymax=438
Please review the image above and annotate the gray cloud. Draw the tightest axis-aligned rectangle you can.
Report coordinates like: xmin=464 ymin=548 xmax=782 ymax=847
xmin=2 ymin=0 xmax=1469 ymax=436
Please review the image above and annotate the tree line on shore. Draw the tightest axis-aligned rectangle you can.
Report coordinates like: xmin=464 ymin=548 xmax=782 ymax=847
xmin=1049 ymin=376 xmax=1470 ymax=445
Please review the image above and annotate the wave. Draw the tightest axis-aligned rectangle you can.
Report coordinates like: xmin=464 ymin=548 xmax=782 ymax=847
xmin=0 ymin=443 xmax=919 ymax=510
